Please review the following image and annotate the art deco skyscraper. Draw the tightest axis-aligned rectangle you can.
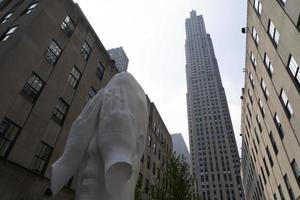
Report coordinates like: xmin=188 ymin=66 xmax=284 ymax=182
xmin=185 ymin=11 xmax=244 ymax=199
xmin=241 ymin=0 xmax=300 ymax=199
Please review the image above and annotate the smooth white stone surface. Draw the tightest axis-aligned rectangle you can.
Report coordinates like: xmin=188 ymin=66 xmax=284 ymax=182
xmin=51 ymin=72 xmax=149 ymax=200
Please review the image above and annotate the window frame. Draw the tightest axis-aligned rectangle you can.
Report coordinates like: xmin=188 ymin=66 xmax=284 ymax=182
xmin=1 ymin=26 xmax=18 ymax=41
xmin=261 ymin=79 xmax=269 ymax=100
xmin=44 ymin=40 xmax=62 ymax=65
xmin=31 ymin=141 xmax=53 ymax=174
xmin=264 ymin=53 xmax=274 ymax=77
xmin=274 ymin=113 xmax=284 ymax=139
xmin=67 ymin=65 xmax=81 ymax=89
xmin=0 ymin=118 xmax=21 ymax=158
xmin=21 ymin=72 xmax=44 ymax=103
xmin=61 ymin=15 xmax=75 ymax=36
xmin=268 ymin=20 xmax=280 ymax=47
xmin=291 ymin=160 xmax=300 ymax=187
xmin=0 ymin=12 xmax=13 ymax=23
xmin=80 ymin=41 xmax=91 ymax=60
xmin=96 ymin=62 xmax=105 ymax=80
xmin=287 ymin=55 xmax=300 ymax=90
xmin=23 ymin=2 xmax=39 ymax=15
xmin=52 ymin=98 xmax=69 ymax=125
xmin=252 ymin=26 xmax=259 ymax=46
xmin=87 ymin=87 xmax=97 ymax=102
xmin=279 ymin=89 xmax=293 ymax=119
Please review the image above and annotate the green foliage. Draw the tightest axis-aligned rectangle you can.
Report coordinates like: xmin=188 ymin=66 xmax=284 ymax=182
xmin=150 ymin=153 xmax=202 ymax=200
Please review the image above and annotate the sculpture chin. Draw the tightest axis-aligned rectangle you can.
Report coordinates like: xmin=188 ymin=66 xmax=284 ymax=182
xmin=105 ymin=161 xmax=133 ymax=195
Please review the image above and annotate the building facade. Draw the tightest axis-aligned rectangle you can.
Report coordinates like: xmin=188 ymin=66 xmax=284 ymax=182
xmin=138 ymin=97 xmax=173 ymax=199
xmin=185 ymin=10 xmax=244 ymax=200
xmin=240 ymin=0 xmax=300 ymax=199
xmin=108 ymin=47 xmax=129 ymax=72
xmin=0 ymin=0 xmax=172 ymax=199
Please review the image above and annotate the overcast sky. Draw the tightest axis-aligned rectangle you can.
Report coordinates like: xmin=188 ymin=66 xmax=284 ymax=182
xmin=75 ymin=0 xmax=247 ymax=154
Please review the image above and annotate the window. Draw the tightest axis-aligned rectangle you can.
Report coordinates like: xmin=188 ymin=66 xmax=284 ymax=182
xmin=256 ymin=114 xmax=262 ymax=132
xmin=153 ymin=143 xmax=156 ymax=154
xmin=258 ymin=98 xmax=265 ymax=117
xmin=21 ymin=73 xmax=44 ymax=102
xmin=261 ymin=79 xmax=269 ymax=99
xmin=250 ymin=51 xmax=257 ymax=68
xmin=24 ymin=2 xmax=39 ymax=15
xmin=263 ymin=158 xmax=270 ymax=176
xmin=152 ymin=162 xmax=156 ymax=175
xmin=264 ymin=53 xmax=274 ymax=76
xmin=252 ymin=27 xmax=259 ymax=45
xmin=31 ymin=141 xmax=52 ymax=174
xmin=68 ymin=66 xmax=81 ymax=89
xmin=278 ymin=185 xmax=285 ymax=200
xmin=280 ymin=89 xmax=294 ymax=119
xmin=287 ymin=55 xmax=300 ymax=88
xmin=268 ymin=20 xmax=280 ymax=47
xmin=274 ymin=113 xmax=284 ymax=139
xmin=1 ymin=26 xmax=18 ymax=41
xmin=249 ymin=73 xmax=255 ymax=87
xmin=269 ymin=132 xmax=278 ymax=155
xmin=45 ymin=40 xmax=61 ymax=65
xmin=61 ymin=16 xmax=75 ymax=36
xmin=0 ymin=118 xmax=20 ymax=158
xmin=248 ymin=89 xmax=253 ymax=104
xmin=291 ymin=160 xmax=300 ymax=186
xmin=87 ymin=87 xmax=97 ymax=102
xmin=254 ymin=0 xmax=262 ymax=15
xmin=96 ymin=62 xmax=105 ymax=80
xmin=52 ymin=98 xmax=69 ymax=125
xmin=266 ymin=147 xmax=273 ymax=166
xmin=279 ymin=0 xmax=287 ymax=5
xmin=284 ymin=174 xmax=295 ymax=200
xmin=147 ymin=156 xmax=150 ymax=169
xmin=81 ymin=41 xmax=91 ymax=60
xmin=0 ymin=12 xmax=13 ymax=23
xmin=148 ymin=135 xmax=152 ymax=147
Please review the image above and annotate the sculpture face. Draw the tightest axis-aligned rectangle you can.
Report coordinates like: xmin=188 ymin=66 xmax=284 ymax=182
xmin=51 ymin=72 xmax=148 ymax=200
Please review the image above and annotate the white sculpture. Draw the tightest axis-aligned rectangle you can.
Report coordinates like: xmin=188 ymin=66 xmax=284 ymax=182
xmin=51 ymin=72 xmax=149 ymax=200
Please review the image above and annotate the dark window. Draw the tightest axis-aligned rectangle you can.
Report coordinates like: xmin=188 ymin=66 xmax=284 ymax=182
xmin=21 ymin=73 xmax=44 ymax=102
xmin=87 ymin=87 xmax=97 ymax=102
xmin=278 ymin=185 xmax=285 ymax=200
xmin=284 ymin=174 xmax=295 ymax=200
xmin=96 ymin=62 xmax=105 ymax=80
xmin=256 ymin=114 xmax=262 ymax=132
xmin=148 ymin=135 xmax=151 ymax=147
xmin=249 ymin=72 xmax=255 ymax=88
xmin=279 ymin=0 xmax=287 ymax=6
xmin=68 ymin=66 xmax=81 ymax=89
xmin=31 ymin=141 xmax=52 ymax=174
xmin=250 ymin=51 xmax=257 ymax=68
xmin=266 ymin=146 xmax=273 ymax=166
xmin=23 ymin=2 xmax=39 ymax=15
xmin=268 ymin=19 xmax=280 ymax=47
xmin=261 ymin=79 xmax=269 ymax=99
xmin=264 ymin=53 xmax=274 ymax=76
xmin=45 ymin=40 xmax=62 ymax=65
xmin=0 ymin=118 xmax=20 ymax=158
xmin=147 ymin=156 xmax=150 ymax=169
xmin=152 ymin=162 xmax=156 ymax=175
xmin=81 ymin=41 xmax=91 ymax=60
xmin=269 ymin=132 xmax=278 ymax=155
xmin=291 ymin=160 xmax=300 ymax=187
xmin=0 ymin=12 xmax=13 ymax=23
xmin=280 ymin=89 xmax=293 ymax=118
xmin=52 ymin=98 xmax=69 ymax=125
xmin=258 ymin=98 xmax=265 ymax=117
xmin=1 ymin=26 xmax=18 ymax=41
xmin=297 ymin=14 xmax=300 ymax=30
xmin=274 ymin=113 xmax=284 ymax=139
xmin=254 ymin=0 xmax=262 ymax=15
xmin=252 ymin=27 xmax=259 ymax=45
xmin=287 ymin=55 xmax=300 ymax=89
xmin=61 ymin=16 xmax=75 ymax=36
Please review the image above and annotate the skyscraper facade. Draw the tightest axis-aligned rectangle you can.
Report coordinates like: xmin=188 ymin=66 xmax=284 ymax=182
xmin=108 ymin=47 xmax=129 ymax=72
xmin=185 ymin=10 xmax=244 ymax=199
xmin=241 ymin=0 xmax=300 ymax=199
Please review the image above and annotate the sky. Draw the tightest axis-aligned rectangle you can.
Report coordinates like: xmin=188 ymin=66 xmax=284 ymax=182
xmin=75 ymin=0 xmax=247 ymax=154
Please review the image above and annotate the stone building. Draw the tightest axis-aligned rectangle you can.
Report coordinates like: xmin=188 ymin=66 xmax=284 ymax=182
xmin=240 ymin=0 xmax=300 ymax=199
xmin=0 ymin=0 xmax=172 ymax=199
xmin=185 ymin=10 xmax=244 ymax=199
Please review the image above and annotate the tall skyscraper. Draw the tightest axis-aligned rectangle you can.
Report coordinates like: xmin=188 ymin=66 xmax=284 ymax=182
xmin=171 ymin=133 xmax=191 ymax=167
xmin=108 ymin=47 xmax=129 ymax=72
xmin=185 ymin=10 xmax=244 ymax=199
xmin=241 ymin=0 xmax=300 ymax=199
